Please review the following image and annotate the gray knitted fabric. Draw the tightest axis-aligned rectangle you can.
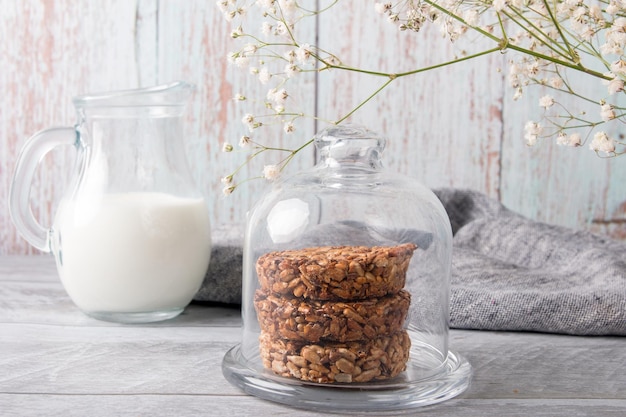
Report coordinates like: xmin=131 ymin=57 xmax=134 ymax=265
xmin=436 ymin=188 xmax=626 ymax=336
xmin=195 ymin=188 xmax=626 ymax=336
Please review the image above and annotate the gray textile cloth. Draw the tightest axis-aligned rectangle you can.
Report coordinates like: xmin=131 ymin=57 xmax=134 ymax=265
xmin=195 ymin=188 xmax=626 ymax=336
xmin=194 ymin=224 xmax=243 ymax=305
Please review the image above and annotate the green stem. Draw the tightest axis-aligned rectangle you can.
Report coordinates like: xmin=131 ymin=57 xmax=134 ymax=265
xmin=335 ymin=78 xmax=395 ymax=124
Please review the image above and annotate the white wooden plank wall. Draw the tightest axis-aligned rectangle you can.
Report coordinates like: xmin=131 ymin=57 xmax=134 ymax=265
xmin=1 ymin=0 xmax=625 ymax=255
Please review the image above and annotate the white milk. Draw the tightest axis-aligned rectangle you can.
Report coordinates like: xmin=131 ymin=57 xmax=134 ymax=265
xmin=52 ymin=192 xmax=211 ymax=313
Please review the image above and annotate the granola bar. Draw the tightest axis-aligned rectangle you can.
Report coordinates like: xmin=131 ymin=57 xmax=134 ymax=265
xmin=259 ymin=330 xmax=411 ymax=384
xmin=254 ymin=289 xmax=410 ymax=343
xmin=256 ymin=243 xmax=417 ymax=300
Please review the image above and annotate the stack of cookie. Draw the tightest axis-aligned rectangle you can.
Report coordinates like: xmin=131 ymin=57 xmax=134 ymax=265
xmin=254 ymin=242 xmax=417 ymax=384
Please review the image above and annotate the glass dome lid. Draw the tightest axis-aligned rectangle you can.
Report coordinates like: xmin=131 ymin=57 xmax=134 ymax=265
xmin=222 ymin=124 xmax=471 ymax=412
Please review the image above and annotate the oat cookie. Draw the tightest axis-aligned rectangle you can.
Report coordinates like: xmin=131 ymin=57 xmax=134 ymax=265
xmin=254 ymin=289 xmax=410 ymax=343
xmin=259 ymin=330 xmax=411 ymax=384
xmin=256 ymin=243 xmax=417 ymax=300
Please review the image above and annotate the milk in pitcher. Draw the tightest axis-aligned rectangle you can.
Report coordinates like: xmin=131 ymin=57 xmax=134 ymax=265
xmin=53 ymin=192 xmax=211 ymax=315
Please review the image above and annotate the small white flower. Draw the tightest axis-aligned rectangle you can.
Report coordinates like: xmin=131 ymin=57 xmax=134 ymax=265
xmin=463 ymin=9 xmax=479 ymax=26
xmin=525 ymin=61 xmax=540 ymax=76
xmin=284 ymin=122 xmax=295 ymax=133
xmin=524 ymin=121 xmax=542 ymax=146
xmin=267 ymin=88 xmax=288 ymax=104
xmin=221 ymin=175 xmax=233 ymax=185
xmin=243 ymin=43 xmax=258 ymax=55
xmin=611 ymin=59 xmax=626 ymax=76
xmin=539 ymin=95 xmax=555 ymax=108
xmin=607 ymin=3 xmax=619 ymax=15
xmin=257 ymin=0 xmax=275 ymax=9
xmin=296 ymin=43 xmax=312 ymax=65
xmin=230 ymin=26 xmax=243 ymax=38
xmin=601 ymin=103 xmax=617 ymax=121
xmin=493 ymin=0 xmax=508 ymax=12
xmin=263 ymin=164 xmax=281 ymax=181
xmin=234 ymin=55 xmax=250 ymax=68
xmin=375 ymin=2 xmax=392 ymax=14
xmin=556 ymin=132 xmax=568 ymax=146
xmin=261 ymin=21 xmax=272 ymax=36
xmin=567 ymin=133 xmax=582 ymax=147
xmin=258 ymin=67 xmax=271 ymax=84
xmin=242 ymin=113 xmax=256 ymax=130
xmin=607 ymin=77 xmax=624 ymax=94
xmin=233 ymin=93 xmax=246 ymax=101
xmin=589 ymin=131 xmax=616 ymax=154
xmin=222 ymin=142 xmax=234 ymax=152
xmin=284 ymin=63 xmax=299 ymax=78
xmin=216 ymin=1 xmax=229 ymax=13
xmin=278 ymin=0 xmax=297 ymax=15
xmin=284 ymin=49 xmax=297 ymax=63
xmin=550 ymin=77 xmax=564 ymax=89
xmin=275 ymin=21 xmax=288 ymax=36
xmin=222 ymin=185 xmax=235 ymax=196
xmin=239 ymin=135 xmax=252 ymax=148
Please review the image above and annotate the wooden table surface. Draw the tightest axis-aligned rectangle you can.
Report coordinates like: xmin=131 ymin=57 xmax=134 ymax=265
xmin=2 ymin=256 xmax=625 ymax=417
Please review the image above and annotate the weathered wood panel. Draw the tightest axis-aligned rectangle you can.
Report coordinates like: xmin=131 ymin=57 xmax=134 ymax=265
xmin=1 ymin=1 xmax=625 ymax=255
xmin=156 ymin=0 xmax=317 ymax=231
xmin=0 ymin=0 xmax=143 ymax=254
xmin=317 ymin=5 xmax=506 ymax=200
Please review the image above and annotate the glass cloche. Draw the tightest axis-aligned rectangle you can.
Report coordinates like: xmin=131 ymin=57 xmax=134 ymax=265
xmin=222 ymin=125 xmax=471 ymax=412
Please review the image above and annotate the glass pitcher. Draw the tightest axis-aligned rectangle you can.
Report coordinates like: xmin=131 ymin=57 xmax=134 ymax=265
xmin=9 ymin=81 xmax=212 ymax=323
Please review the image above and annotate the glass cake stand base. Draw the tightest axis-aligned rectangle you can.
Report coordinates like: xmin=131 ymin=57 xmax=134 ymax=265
xmin=222 ymin=344 xmax=472 ymax=413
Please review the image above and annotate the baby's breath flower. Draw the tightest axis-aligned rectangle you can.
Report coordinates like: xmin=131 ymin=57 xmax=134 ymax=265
xmin=539 ymin=95 xmax=555 ymax=108
xmin=607 ymin=3 xmax=620 ymax=15
xmin=275 ymin=21 xmax=289 ymax=36
xmin=284 ymin=49 xmax=296 ymax=63
xmin=234 ymin=55 xmax=250 ymax=68
xmin=590 ymin=131 xmax=616 ymax=154
xmin=261 ymin=21 xmax=272 ymax=35
xmin=258 ymin=67 xmax=271 ymax=84
xmin=375 ymin=2 xmax=392 ymax=14
xmin=278 ymin=0 xmax=297 ymax=15
xmin=239 ymin=135 xmax=252 ymax=148
xmin=222 ymin=185 xmax=235 ymax=196
xmin=610 ymin=59 xmax=626 ymax=76
xmin=263 ymin=164 xmax=281 ymax=181
xmin=550 ymin=77 xmax=564 ymax=89
xmin=221 ymin=175 xmax=233 ymax=185
xmin=296 ymin=43 xmax=312 ymax=65
xmin=524 ymin=121 xmax=542 ymax=146
xmin=222 ymin=142 xmax=234 ymax=152
xmin=233 ymin=93 xmax=246 ymax=101
xmin=606 ymin=76 xmax=624 ymax=94
xmin=216 ymin=0 xmax=229 ymax=13
xmin=463 ymin=9 xmax=479 ymax=27
xmin=231 ymin=26 xmax=243 ymax=38
xmin=556 ymin=132 xmax=568 ymax=146
xmin=284 ymin=121 xmax=295 ymax=133
xmin=284 ymin=63 xmax=299 ymax=78
xmin=242 ymin=113 xmax=256 ymax=131
xmin=601 ymin=103 xmax=617 ymax=121
xmin=493 ymin=0 xmax=508 ymax=12
xmin=267 ymin=88 xmax=288 ymax=104
xmin=257 ymin=0 xmax=275 ymax=11
xmin=567 ymin=133 xmax=582 ymax=147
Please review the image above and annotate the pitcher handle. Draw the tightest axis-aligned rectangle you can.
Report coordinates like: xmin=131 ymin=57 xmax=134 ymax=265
xmin=9 ymin=127 xmax=78 ymax=252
